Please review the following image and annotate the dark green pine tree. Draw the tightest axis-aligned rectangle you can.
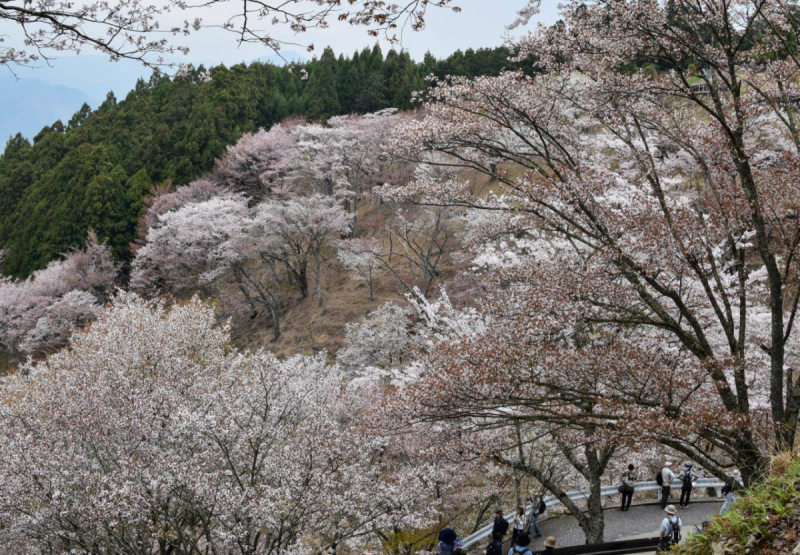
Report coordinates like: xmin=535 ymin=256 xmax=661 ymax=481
xmin=67 ymin=103 xmax=93 ymax=130
xmin=82 ymin=164 xmax=130 ymax=259
xmin=385 ymin=50 xmax=417 ymax=109
xmin=304 ymin=47 xmax=341 ymax=121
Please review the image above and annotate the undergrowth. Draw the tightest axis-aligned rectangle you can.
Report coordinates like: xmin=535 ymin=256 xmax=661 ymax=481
xmin=672 ymin=455 xmax=800 ymax=554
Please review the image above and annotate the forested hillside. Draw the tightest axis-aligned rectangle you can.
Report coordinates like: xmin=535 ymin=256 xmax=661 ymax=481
xmin=0 ymin=45 xmax=522 ymax=278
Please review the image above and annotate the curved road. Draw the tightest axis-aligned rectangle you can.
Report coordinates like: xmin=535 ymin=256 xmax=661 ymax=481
xmin=497 ymin=499 xmax=722 ymax=552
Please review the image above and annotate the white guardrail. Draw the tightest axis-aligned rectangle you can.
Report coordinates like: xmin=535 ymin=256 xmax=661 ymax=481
xmin=462 ymin=477 xmax=741 ymax=549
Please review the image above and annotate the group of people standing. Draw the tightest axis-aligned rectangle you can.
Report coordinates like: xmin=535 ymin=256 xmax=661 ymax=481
xmin=484 ymin=505 xmax=558 ymax=555
xmin=656 ymin=461 xmax=699 ymax=509
xmin=439 ymin=462 xmax=742 ymax=555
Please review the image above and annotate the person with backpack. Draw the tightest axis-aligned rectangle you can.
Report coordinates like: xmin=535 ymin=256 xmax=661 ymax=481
xmin=484 ymin=533 xmax=504 ymax=555
xmin=658 ymin=461 xmax=676 ymax=509
xmin=507 ymin=531 xmax=533 ymax=555
xmin=437 ymin=527 xmax=461 ymax=555
xmin=720 ymin=469 xmax=741 ymax=515
xmin=677 ymin=463 xmax=698 ymax=507
xmin=658 ymin=505 xmax=682 ymax=551
xmin=526 ymin=495 xmax=545 ymax=538
xmin=619 ymin=463 xmax=637 ymax=511
xmin=492 ymin=510 xmax=510 ymax=540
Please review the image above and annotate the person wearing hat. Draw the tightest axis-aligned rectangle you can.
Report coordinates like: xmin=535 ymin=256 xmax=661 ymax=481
xmin=677 ymin=462 xmax=698 ymax=508
xmin=659 ymin=505 xmax=682 ymax=550
xmin=437 ymin=527 xmax=460 ymax=555
xmin=492 ymin=509 xmax=510 ymax=541
xmin=540 ymin=536 xmax=557 ymax=553
xmin=720 ymin=470 xmax=741 ymax=515
xmin=507 ymin=531 xmax=534 ymax=555
xmin=659 ymin=461 xmax=676 ymax=510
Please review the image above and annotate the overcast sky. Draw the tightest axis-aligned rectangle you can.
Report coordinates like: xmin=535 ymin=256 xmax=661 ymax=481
xmin=175 ymin=0 xmax=563 ymax=64
xmin=0 ymin=1 xmax=563 ymax=103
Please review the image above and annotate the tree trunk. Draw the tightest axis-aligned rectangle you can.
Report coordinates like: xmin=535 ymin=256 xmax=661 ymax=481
xmin=314 ymin=254 xmax=324 ymax=309
xmin=270 ymin=303 xmax=281 ymax=341
xmin=583 ymin=474 xmax=605 ymax=544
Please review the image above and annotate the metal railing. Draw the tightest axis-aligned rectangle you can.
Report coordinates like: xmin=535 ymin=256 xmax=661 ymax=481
xmin=462 ymin=477 xmax=740 ymax=549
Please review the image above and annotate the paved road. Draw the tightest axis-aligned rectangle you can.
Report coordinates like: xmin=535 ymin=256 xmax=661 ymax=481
xmin=493 ymin=499 xmax=721 ymax=553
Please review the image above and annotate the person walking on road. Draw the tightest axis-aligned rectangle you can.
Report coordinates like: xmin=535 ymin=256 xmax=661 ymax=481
xmin=511 ymin=507 xmax=525 ymax=546
xmin=484 ymin=533 xmax=504 ymax=555
xmin=507 ymin=532 xmax=533 ymax=555
xmin=677 ymin=463 xmax=698 ymax=507
xmin=620 ymin=463 xmax=637 ymax=511
xmin=492 ymin=510 xmax=510 ymax=541
xmin=659 ymin=461 xmax=676 ymax=510
xmin=720 ymin=470 xmax=741 ymax=515
xmin=526 ymin=495 xmax=545 ymax=538
xmin=658 ymin=505 xmax=682 ymax=551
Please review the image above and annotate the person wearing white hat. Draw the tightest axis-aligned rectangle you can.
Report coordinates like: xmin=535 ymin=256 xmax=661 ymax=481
xmin=659 ymin=461 xmax=676 ymax=510
xmin=659 ymin=505 xmax=682 ymax=550
xmin=720 ymin=470 xmax=741 ymax=515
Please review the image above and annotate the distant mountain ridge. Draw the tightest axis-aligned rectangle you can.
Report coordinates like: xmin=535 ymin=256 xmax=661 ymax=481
xmin=0 ymin=77 xmax=93 ymax=146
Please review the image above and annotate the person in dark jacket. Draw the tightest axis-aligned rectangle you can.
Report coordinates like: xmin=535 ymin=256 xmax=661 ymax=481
xmin=677 ymin=462 xmax=698 ymax=507
xmin=492 ymin=510 xmax=509 ymax=540
xmin=507 ymin=532 xmax=533 ymax=555
xmin=620 ymin=463 xmax=637 ymax=511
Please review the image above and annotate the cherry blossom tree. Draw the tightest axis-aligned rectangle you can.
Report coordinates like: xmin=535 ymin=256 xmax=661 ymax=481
xmin=289 ymin=110 xmax=408 ymax=227
xmin=0 ymin=234 xmax=116 ymax=359
xmin=388 ymin=0 xmax=800 ymax=488
xmin=0 ymin=293 xmax=439 ymax=553
xmin=337 ymin=237 xmax=382 ymax=301
xmin=136 ymin=179 xmax=226 ymax=245
xmin=255 ymin=194 xmax=352 ymax=308
xmin=375 ymin=207 xmax=458 ymax=298
xmin=212 ymin=123 xmax=298 ymax=199
xmin=337 ymin=302 xmax=415 ymax=378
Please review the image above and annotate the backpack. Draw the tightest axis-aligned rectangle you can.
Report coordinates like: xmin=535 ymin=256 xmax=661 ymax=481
xmin=656 ymin=470 xmax=664 ymax=486
xmin=682 ymin=472 xmax=693 ymax=488
xmin=484 ymin=540 xmax=502 ymax=555
xmin=538 ymin=498 xmax=547 ymax=515
xmin=512 ymin=547 xmax=532 ymax=555
xmin=668 ymin=517 xmax=681 ymax=545
xmin=439 ymin=542 xmax=455 ymax=555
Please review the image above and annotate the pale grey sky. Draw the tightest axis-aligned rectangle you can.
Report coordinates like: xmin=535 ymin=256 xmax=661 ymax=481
xmin=0 ymin=0 xmax=563 ymax=123
xmin=175 ymin=0 xmax=562 ymax=64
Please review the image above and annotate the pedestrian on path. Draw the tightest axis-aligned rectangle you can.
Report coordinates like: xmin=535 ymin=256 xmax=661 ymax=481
xmin=620 ymin=463 xmax=637 ymax=511
xmin=677 ymin=463 xmax=698 ymax=507
xmin=658 ymin=505 xmax=682 ymax=551
xmin=720 ymin=470 xmax=741 ymax=515
xmin=526 ymin=495 xmax=545 ymax=538
xmin=484 ymin=533 xmax=503 ymax=555
xmin=511 ymin=507 xmax=525 ymax=546
xmin=507 ymin=532 xmax=533 ymax=555
xmin=659 ymin=461 xmax=676 ymax=509
xmin=493 ymin=510 xmax=510 ymax=541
